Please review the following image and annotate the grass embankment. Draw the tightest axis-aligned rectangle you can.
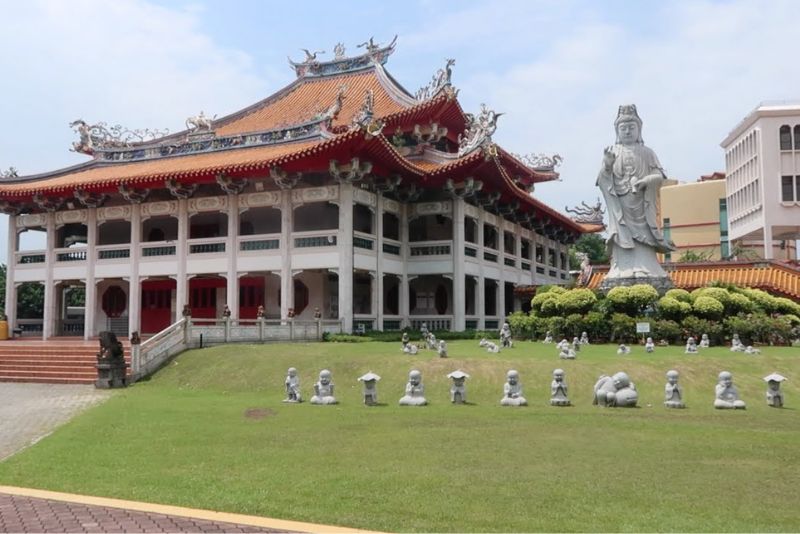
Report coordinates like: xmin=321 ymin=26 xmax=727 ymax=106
xmin=0 ymin=341 xmax=798 ymax=532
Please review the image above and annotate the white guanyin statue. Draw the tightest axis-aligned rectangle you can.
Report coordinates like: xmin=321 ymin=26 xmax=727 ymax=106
xmin=501 ymin=369 xmax=527 ymax=406
xmin=310 ymin=369 xmax=337 ymax=405
xmin=645 ymin=337 xmax=655 ymax=353
xmin=358 ymin=371 xmax=381 ymax=406
xmin=593 ymin=372 xmax=638 ymax=407
xmin=550 ymin=368 xmax=571 ymax=406
xmin=447 ymin=370 xmax=470 ymax=404
xmin=283 ymin=367 xmax=302 ymax=403
xmin=664 ymin=370 xmax=685 ymax=409
xmin=597 ymin=104 xmax=674 ymax=285
xmin=399 ymin=369 xmax=427 ymax=406
xmin=714 ymin=371 xmax=746 ymax=409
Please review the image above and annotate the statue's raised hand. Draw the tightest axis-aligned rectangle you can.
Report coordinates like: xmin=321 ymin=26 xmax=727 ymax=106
xmin=602 ymin=146 xmax=616 ymax=171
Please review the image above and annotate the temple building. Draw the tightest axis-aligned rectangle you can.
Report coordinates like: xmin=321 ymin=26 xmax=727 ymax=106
xmin=1 ymin=39 xmax=587 ymax=339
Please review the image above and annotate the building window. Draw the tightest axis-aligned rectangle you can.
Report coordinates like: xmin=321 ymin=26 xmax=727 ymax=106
xmin=779 ymin=125 xmax=792 ymax=151
xmin=782 ymin=175 xmax=795 ymax=201
xmin=662 ymin=218 xmax=672 ymax=262
xmin=795 ymin=126 xmax=800 ymax=150
xmin=719 ymin=199 xmax=729 ymax=258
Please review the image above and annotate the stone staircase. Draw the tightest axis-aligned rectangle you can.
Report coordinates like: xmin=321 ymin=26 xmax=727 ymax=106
xmin=0 ymin=341 xmax=131 ymax=384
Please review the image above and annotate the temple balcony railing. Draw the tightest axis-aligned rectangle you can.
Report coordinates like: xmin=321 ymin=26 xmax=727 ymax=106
xmin=97 ymin=244 xmax=132 ymax=261
xmin=140 ymin=241 xmax=177 ymax=258
xmin=55 ymin=247 xmax=87 ymax=263
xmin=353 ymin=315 xmax=376 ymax=333
xmin=382 ymin=315 xmax=402 ymax=331
xmin=503 ymin=255 xmax=517 ymax=268
xmin=408 ymin=240 xmax=452 ymax=258
xmin=292 ymin=230 xmax=338 ymax=249
xmin=15 ymin=250 xmax=47 ymax=266
xmin=353 ymin=231 xmax=376 ymax=252
xmin=484 ymin=317 xmax=501 ymax=330
xmin=188 ymin=237 xmax=227 ymax=255
xmin=382 ymin=238 xmax=401 ymax=256
xmin=465 ymin=316 xmax=480 ymax=330
xmin=238 ymin=234 xmax=281 ymax=253
xmin=464 ymin=245 xmax=478 ymax=259
xmin=409 ymin=315 xmax=453 ymax=331
xmin=16 ymin=319 xmax=44 ymax=336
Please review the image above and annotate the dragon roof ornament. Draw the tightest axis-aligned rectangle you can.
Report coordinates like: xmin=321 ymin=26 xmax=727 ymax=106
xmin=565 ymin=199 xmax=605 ymax=226
xmin=70 ymin=119 xmax=169 ymax=155
xmin=415 ymin=58 xmax=456 ymax=101
xmin=513 ymin=152 xmax=563 ymax=171
xmin=1 ymin=167 xmax=18 ymax=179
xmin=457 ymin=104 xmax=503 ymax=157
xmin=288 ymin=36 xmax=397 ymax=78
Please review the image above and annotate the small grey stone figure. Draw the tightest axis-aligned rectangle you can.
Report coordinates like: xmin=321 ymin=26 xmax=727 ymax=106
xmin=401 ymin=331 xmax=409 ymax=348
xmin=447 ymin=370 xmax=470 ymax=404
xmin=664 ymin=370 xmax=685 ymax=408
xmin=310 ymin=369 xmax=337 ymax=405
xmin=559 ymin=345 xmax=576 ymax=359
xmin=699 ymin=333 xmax=710 ymax=348
xmin=730 ymin=334 xmax=745 ymax=352
xmin=543 ymin=331 xmax=553 ymax=344
xmin=399 ymin=369 xmax=427 ymax=406
xmin=425 ymin=332 xmax=438 ymax=350
xmin=550 ymin=368 xmax=571 ymax=406
xmin=420 ymin=322 xmax=429 ymax=341
xmin=685 ymin=336 xmax=698 ymax=354
xmin=714 ymin=371 xmax=746 ymax=409
xmin=500 ymin=322 xmax=513 ymax=348
xmin=501 ymin=369 xmax=527 ymax=406
xmin=437 ymin=339 xmax=448 ymax=358
xmin=403 ymin=343 xmax=419 ymax=355
xmin=593 ymin=372 xmax=638 ymax=407
xmin=358 ymin=371 xmax=381 ymax=406
xmin=283 ymin=367 xmax=302 ymax=403
xmin=617 ymin=344 xmax=631 ymax=355
xmin=580 ymin=331 xmax=589 ymax=345
xmin=763 ymin=373 xmax=787 ymax=408
xmin=572 ymin=337 xmax=581 ymax=352
xmin=744 ymin=345 xmax=761 ymax=355
xmin=479 ymin=338 xmax=500 ymax=353
xmin=645 ymin=337 xmax=655 ymax=353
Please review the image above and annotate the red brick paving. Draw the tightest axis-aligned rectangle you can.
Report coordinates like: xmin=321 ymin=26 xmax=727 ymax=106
xmin=0 ymin=493 xmax=296 ymax=533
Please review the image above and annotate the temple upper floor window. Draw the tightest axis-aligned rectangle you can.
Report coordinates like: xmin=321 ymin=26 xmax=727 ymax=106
xmin=383 ymin=212 xmax=399 ymax=240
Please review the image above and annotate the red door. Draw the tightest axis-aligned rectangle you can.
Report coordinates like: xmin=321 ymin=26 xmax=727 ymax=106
xmin=141 ymin=280 xmax=174 ymax=333
xmin=239 ymin=277 xmax=265 ymax=319
xmin=190 ymin=278 xmax=225 ymax=318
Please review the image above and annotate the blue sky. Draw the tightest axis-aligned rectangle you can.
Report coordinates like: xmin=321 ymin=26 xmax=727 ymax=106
xmin=1 ymin=0 xmax=798 ymax=260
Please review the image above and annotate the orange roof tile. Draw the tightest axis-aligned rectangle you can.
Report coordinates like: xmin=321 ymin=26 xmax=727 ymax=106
xmin=215 ymin=67 xmax=410 ymax=136
xmin=583 ymin=261 xmax=800 ymax=301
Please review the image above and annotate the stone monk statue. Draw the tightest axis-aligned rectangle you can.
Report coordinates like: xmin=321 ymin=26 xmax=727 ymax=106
xmin=598 ymin=105 xmax=674 ymax=285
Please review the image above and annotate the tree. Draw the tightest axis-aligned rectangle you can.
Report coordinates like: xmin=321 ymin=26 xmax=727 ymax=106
xmin=678 ymin=249 xmax=713 ymax=263
xmin=570 ymin=233 xmax=609 ymax=266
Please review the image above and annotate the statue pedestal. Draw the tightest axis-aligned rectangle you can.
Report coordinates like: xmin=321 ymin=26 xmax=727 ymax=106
xmin=95 ymin=359 xmax=128 ymax=389
xmin=599 ymin=275 xmax=674 ymax=294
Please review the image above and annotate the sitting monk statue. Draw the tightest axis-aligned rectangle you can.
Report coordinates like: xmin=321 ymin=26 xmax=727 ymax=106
xmin=283 ymin=367 xmax=302 ymax=403
xmin=401 ymin=331 xmax=410 ymax=348
xmin=437 ymin=339 xmax=448 ymax=358
xmin=699 ymin=333 xmax=710 ymax=348
xmin=501 ymin=369 xmax=527 ymax=406
xmin=645 ymin=337 xmax=655 ymax=353
xmin=559 ymin=345 xmax=576 ymax=359
xmin=550 ymin=368 xmax=571 ymax=406
xmin=763 ymin=373 xmax=787 ymax=408
xmin=685 ymin=336 xmax=699 ymax=354
xmin=447 ymin=370 xmax=470 ymax=404
xmin=543 ymin=331 xmax=553 ymax=344
xmin=358 ymin=372 xmax=381 ymax=406
xmin=556 ymin=338 xmax=570 ymax=351
xmin=730 ymin=333 xmax=745 ymax=352
xmin=479 ymin=338 xmax=500 ymax=353
xmin=617 ymin=344 xmax=631 ymax=355
xmin=593 ymin=371 xmax=638 ymax=407
xmin=580 ymin=331 xmax=590 ymax=345
xmin=310 ymin=369 xmax=338 ymax=405
xmin=399 ymin=369 xmax=427 ymax=406
xmin=403 ymin=343 xmax=419 ymax=355
xmin=714 ymin=371 xmax=746 ymax=409
xmin=664 ymin=370 xmax=685 ymax=409
xmin=426 ymin=332 xmax=438 ymax=350
xmin=744 ymin=345 xmax=761 ymax=355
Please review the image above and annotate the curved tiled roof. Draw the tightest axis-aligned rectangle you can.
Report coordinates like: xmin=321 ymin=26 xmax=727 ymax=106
xmin=583 ymin=261 xmax=800 ymax=301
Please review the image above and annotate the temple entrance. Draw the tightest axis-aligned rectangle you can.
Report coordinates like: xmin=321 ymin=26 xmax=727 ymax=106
xmin=56 ymin=281 xmax=85 ymax=337
xmin=189 ymin=276 xmax=226 ymax=319
xmin=141 ymin=279 xmax=175 ymax=334
xmin=239 ymin=276 xmax=265 ymax=319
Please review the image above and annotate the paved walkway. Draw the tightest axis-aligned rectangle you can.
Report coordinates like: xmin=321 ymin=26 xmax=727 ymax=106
xmin=0 ymin=487 xmax=375 ymax=533
xmin=0 ymin=383 xmax=111 ymax=461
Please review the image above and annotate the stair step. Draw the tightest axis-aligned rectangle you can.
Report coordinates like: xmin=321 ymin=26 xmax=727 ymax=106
xmin=0 ymin=376 xmax=96 ymax=384
xmin=0 ymin=364 xmax=104 ymax=372
xmin=0 ymin=369 xmax=100 ymax=379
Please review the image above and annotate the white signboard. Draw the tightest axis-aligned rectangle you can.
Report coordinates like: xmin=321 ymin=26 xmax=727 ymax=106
xmin=636 ymin=322 xmax=651 ymax=334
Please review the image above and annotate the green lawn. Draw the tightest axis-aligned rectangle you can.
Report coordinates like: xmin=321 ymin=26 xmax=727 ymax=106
xmin=0 ymin=341 xmax=798 ymax=532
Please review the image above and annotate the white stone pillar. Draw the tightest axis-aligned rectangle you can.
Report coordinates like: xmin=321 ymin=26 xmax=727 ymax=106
xmin=399 ymin=202 xmax=410 ymax=327
xmin=176 ymin=199 xmax=188 ymax=320
xmin=375 ymin=194 xmax=384 ymax=330
xmin=280 ymin=190 xmax=293 ymax=320
xmin=226 ymin=194 xmax=239 ymax=320
xmin=763 ymin=226 xmax=773 ymax=260
xmin=370 ymin=272 xmax=378 ymax=326
xmin=128 ymin=203 xmax=141 ymax=335
xmin=496 ymin=279 xmax=504 ymax=322
xmin=84 ymin=208 xmax=97 ymax=339
xmin=338 ymin=183 xmax=354 ymax=332
xmin=452 ymin=198 xmax=466 ymax=331
xmin=5 ymin=215 xmax=18 ymax=333
xmin=42 ymin=212 xmax=56 ymax=339
xmin=476 ymin=275 xmax=485 ymax=331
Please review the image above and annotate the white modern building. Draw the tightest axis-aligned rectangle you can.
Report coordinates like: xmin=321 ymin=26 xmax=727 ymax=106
xmin=721 ymin=101 xmax=800 ymax=260
xmin=1 ymin=41 xmax=586 ymax=339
